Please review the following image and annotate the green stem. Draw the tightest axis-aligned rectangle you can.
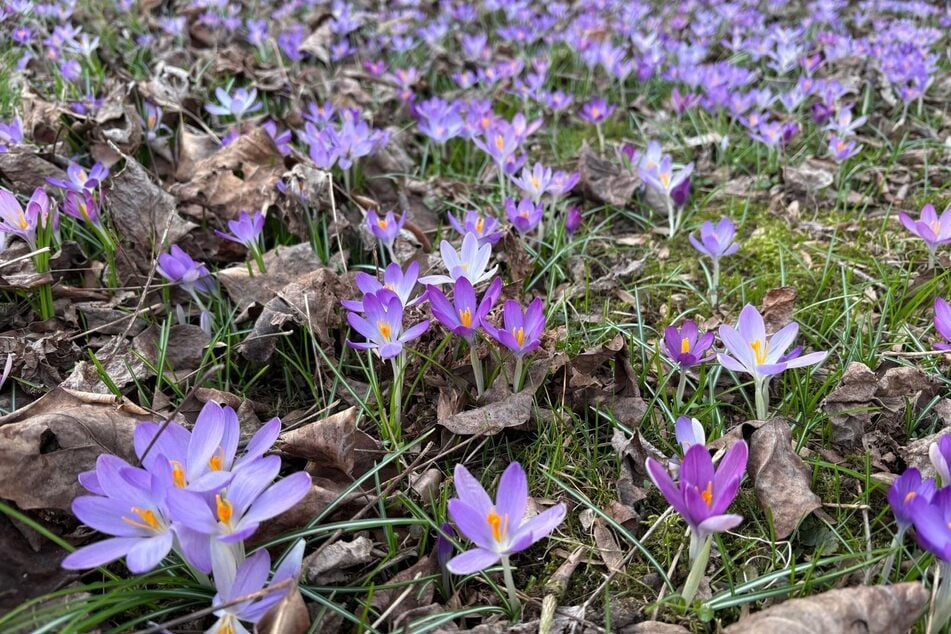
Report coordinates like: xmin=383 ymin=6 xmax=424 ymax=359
xmin=596 ymin=123 xmax=605 ymax=153
xmin=879 ymin=527 xmax=905 ymax=583
xmin=676 ymin=370 xmax=688 ymax=410
xmin=665 ymin=196 xmax=676 ymax=239
xmin=470 ymin=344 xmax=484 ymax=398
xmin=933 ymin=561 xmax=951 ymax=633
xmin=251 ymin=247 xmax=267 ymax=274
xmin=711 ymin=259 xmax=720 ymax=309
xmin=389 ymin=355 xmax=404 ymax=446
xmin=754 ymin=376 xmax=769 ymax=420
xmin=500 ymin=554 xmax=521 ymax=615
xmin=512 ymin=356 xmax=524 ymax=393
xmin=682 ymin=533 xmax=712 ymax=604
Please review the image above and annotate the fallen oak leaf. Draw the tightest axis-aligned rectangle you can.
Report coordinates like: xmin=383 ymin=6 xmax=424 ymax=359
xmin=722 ymin=582 xmax=927 ymax=634
xmin=279 ymin=406 xmax=358 ymax=475
xmin=437 ymin=390 xmax=534 ymax=435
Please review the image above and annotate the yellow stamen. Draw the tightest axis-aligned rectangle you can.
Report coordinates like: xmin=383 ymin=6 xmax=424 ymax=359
xmin=514 ymin=327 xmax=525 ymax=347
xmin=481 ymin=116 xmax=490 ymax=129
xmin=750 ymin=339 xmax=768 ymax=365
xmin=486 ymin=508 xmax=508 ymax=542
xmin=904 ymin=490 xmax=916 ymax=504
xmin=681 ymin=338 xmax=691 ymax=354
xmin=377 ymin=219 xmax=388 ymax=230
xmin=459 ymin=307 xmax=473 ymax=328
xmin=79 ymin=201 xmax=89 ymax=220
xmin=591 ymin=107 xmax=600 ymax=118
xmin=170 ymin=460 xmax=187 ymax=488
xmin=216 ymin=494 xmax=233 ymax=525
xmin=475 ymin=217 xmax=485 ymax=234
xmin=147 ymin=114 xmax=156 ymax=128
xmin=209 ymin=447 xmax=225 ymax=471
xmin=377 ymin=320 xmax=392 ymax=341
xmin=122 ymin=507 xmax=161 ymax=531
xmin=701 ymin=481 xmax=713 ymax=508
xmin=530 ymin=176 xmax=539 ymax=189
xmin=217 ymin=620 xmax=235 ymax=634
xmin=495 ymin=135 xmax=504 ymax=151
xmin=660 ymin=172 xmax=671 ymax=188
xmin=16 ymin=212 xmax=28 ymax=229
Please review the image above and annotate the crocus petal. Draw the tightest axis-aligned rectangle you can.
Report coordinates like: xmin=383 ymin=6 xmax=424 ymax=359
xmin=61 ymin=537 xmax=140 ymax=570
xmin=238 ymin=418 xmax=282 ymax=467
xmin=453 ymin=463 xmax=493 ymax=515
xmin=187 ymin=404 xmax=226 ymax=481
xmin=448 ymin=498 xmax=496 ymax=551
xmin=717 ymin=353 xmax=748 ymax=374
xmin=765 ymin=323 xmax=799 ymax=362
xmin=175 ymin=525 xmax=213 ymax=573
xmin=719 ymin=325 xmax=755 ymax=369
xmin=242 ymin=472 xmax=312 ymax=525
xmin=229 ymin=549 xmax=272 ymax=601
xmin=781 ymin=350 xmax=827 ymax=369
xmin=512 ymin=503 xmax=566 ymax=549
xmin=713 ymin=440 xmax=748 ymax=499
xmin=736 ymin=304 xmax=766 ymax=343
xmin=696 ymin=514 xmax=744 ymax=538
xmin=72 ymin=496 xmax=150 ymax=537
xmin=167 ymin=489 xmax=219 ymax=533
xmin=680 ymin=444 xmax=716 ymax=496
xmin=228 ymin=455 xmax=282 ymax=516
xmin=125 ymin=531 xmax=174 ymax=573
xmin=446 ymin=548 xmax=501 ymax=574
xmin=645 ymin=458 xmax=688 ymax=518
xmin=494 ymin=462 xmax=529 ymax=532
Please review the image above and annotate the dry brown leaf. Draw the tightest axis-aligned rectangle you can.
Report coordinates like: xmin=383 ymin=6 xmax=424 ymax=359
xmin=722 ymin=582 xmax=927 ymax=634
xmin=592 ymin=517 xmax=623 ymax=573
xmin=280 ymin=406 xmax=357 ymax=474
xmin=437 ymin=390 xmax=534 ymax=435
xmin=304 ymin=536 xmax=374 ymax=584
xmin=256 ymin=587 xmax=311 ymax=634
xmin=821 ymin=362 xmax=879 ymax=449
xmin=578 ymin=141 xmax=638 ymax=206
xmin=624 ymin=623 xmax=690 ymax=634
xmin=218 ymin=243 xmax=323 ymax=313
xmin=0 ymin=513 xmax=78 ymax=611
xmin=169 ymin=127 xmax=285 ymax=221
xmin=370 ymin=555 xmax=436 ymax=628
xmin=744 ymin=419 xmax=821 ymax=539
xmin=783 ymin=159 xmax=834 ymax=196
xmin=0 ymin=147 xmax=68 ymax=196
xmin=0 ymin=387 xmax=149 ymax=510
xmin=761 ymin=287 xmax=797 ymax=334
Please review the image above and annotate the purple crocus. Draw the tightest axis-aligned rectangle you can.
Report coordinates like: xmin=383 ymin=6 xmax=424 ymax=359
xmin=646 ymin=441 xmax=748 ymax=560
xmin=0 ymin=187 xmax=48 ymax=248
xmin=446 ymin=462 xmax=566 ymax=574
xmin=828 ymin=135 xmax=861 ymax=162
xmin=46 ymin=161 xmax=109 ymax=194
xmin=472 ymin=125 xmax=518 ymax=167
xmin=62 ymin=190 xmax=102 ymax=227
xmin=367 ymin=209 xmax=406 ymax=254
xmin=930 ymin=435 xmax=951 ymax=486
xmin=888 ymin=468 xmax=935 ymax=533
xmin=664 ymin=320 xmax=715 ymax=369
xmin=346 ymin=289 xmax=430 ymax=359
xmin=898 ymin=204 xmax=951 ymax=262
xmin=427 ymin=277 xmax=502 ymax=342
xmin=207 ymin=540 xmax=305 ymax=634
xmin=510 ymin=162 xmax=552 ymax=203
xmin=934 ymin=298 xmax=951 ymax=351
xmin=61 ymin=455 xmax=175 ymax=573
xmin=215 ymin=210 xmax=265 ymax=252
xmin=484 ymin=298 xmax=545 ymax=360
xmin=547 ymin=171 xmax=580 ymax=199
xmin=0 ymin=117 xmax=23 ymax=152
xmin=911 ymin=487 xmax=951 ymax=563
xmin=448 ymin=210 xmax=504 ymax=245
xmin=578 ymin=98 xmax=615 ymax=124
xmin=689 ymin=217 xmax=740 ymax=261
xmin=668 ymin=416 xmax=707 ymax=476
xmin=718 ymin=304 xmax=828 ymax=419
xmin=341 ymin=261 xmax=421 ymax=312
xmin=419 ymin=232 xmax=498 ymax=287
xmin=504 ymin=197 xmax=544 ymax=235
xmin=565 ymin=206 xmax=582 ymax=237
xmin=157 ymin=245 xmax=217 ymax=298
xmin=205 ymin=87 xmax=262 ymax=120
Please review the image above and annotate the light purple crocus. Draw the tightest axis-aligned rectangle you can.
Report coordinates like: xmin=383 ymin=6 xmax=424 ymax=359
xmin=935 ymin=298 xmax=951 ymax=351
xmin=578 ymin=98 xmax=615 ymax=124
xmin=448 ymin=210 xmax=504 ymax=245
xmin=427 ymin=277 xmax=502 ymax=342
xmin=346 ymin=289 xmax=430 ymax=359
xmin=446 ymin=462 xmax=566 ymax=574
xmin=646 ymin=441 xmax=748 ymax=560
xmin=828 ymin=135 xmax=861 ymax=162
xmin=205 ymin=87 xmax=262 ymax=120
xmin=504 ymin=197 xmax=544 ymax=235
xmin=565 ymin=207 xmax=582 ymax=237
xmin=664 ymin=320 xmax=715 ymax=369
xmin=0 ymin=187 xmax=48 ymax=248
xmin=510 ymin=163 xmax=552 ymax=203
xmin=62 ymin=454 xmax=175 ymax=573
xmin=689 ymin=217 xmax=740 ymax=261
xmin=668 ymin=416 xmax=706 ymax=476
xmin=207 ymin=540 xmax=305 ymax=634
xmin=342 ymin=261 xmax=421 ymax=312
xmin=419 ymin=232 xmax=498 ymax=287
xmin=0 ymin=117 xmax=24 ymax=152
xmin=157 ymin=245 xmax=217 ymax=298
xmin=367 ymin=209 xmax=406 ymax=251
xmin=639 ymin=156 xmax=694 ymax=198
xmin=215 ymin=210 xmax=265 ymax=251
xmin=46 ymin=161 xmax=109 ymax=193
xmin=472 ymin=125 xmax=518 ymax=167
xmin=547 ymin=171 xmax=580 ymax=199
xmin=910 ymin=487 xmax=951 ymax=564
xmin=62 ymin=190 xmax=101 ymax=227
xmin=484 ymin=298 xmax=545 ymax=358
xmin=898 ymin=204 xmax=951 ymax=259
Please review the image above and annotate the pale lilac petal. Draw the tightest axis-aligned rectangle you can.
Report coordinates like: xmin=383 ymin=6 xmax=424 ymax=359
xmin=228 ymin=456 xmax=281 ymax=516
xmin=72 ymin=496 xmax=149 ymax=537
xmin=175 ymin=525 xmax=212 ymax=573
xmin=446 ymin=548 xmax=500 ymax=574
xmin=242 ymin=472 xmax=312 ymax=525
xmin=696 ymin=514 xmax=743 ymax=537
xmin=782 ymin=350 xmax=827 ymax=369
xmin=645 ymin=458 xmax=687 ymax=518
xmin=448 ymin=499 xmax=495 ymax=550
xmin=167 ymin=489 xmax=218 ymax=533
xmin=719 ymin=325 xmax=754 ymax=369
xmin=62 ymin=537 xmax=140 ymax=570
xmin=736 ymin=304 xmax=765 ymax=343
xmin=238 ymin=418 xmax=281 ymax=467
xmin=125 ymin=531 xmax=174 ymax=573
xmin=512 ymin=503 xmax=566 ymax=549
xmin=765 ymin=323 xmax=798 ymax=362
xmin=453 ymin=464 xmax=493 ymax=515
xmin=229 ymin=549 xmax=271 ymax=601
xmin=717 ymin=353 xmax=748 ymax=374
xmin=495 ymin=462 xmax=528 ymax=529
xmin=186 ymin=404 xmax=225 ymax=481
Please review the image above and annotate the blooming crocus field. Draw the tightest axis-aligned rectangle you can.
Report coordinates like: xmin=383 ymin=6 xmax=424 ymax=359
xmin=1 ymin=0 xmax=951 ymax=632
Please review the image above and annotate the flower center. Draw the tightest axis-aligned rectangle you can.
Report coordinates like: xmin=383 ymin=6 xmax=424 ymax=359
xmin=459 ymin=307 xmax=473 ymax=328
xmin=123 ymin=506 xmax=161 ymax=531
xmin=377 ymin=320 xmax=392 ymax=342
xmin=495 ymin=135 xmax=504 ymax=151
xmin=660 ymin=172 xmax=671 ymax=188
xmin=377 ymin=219 xmax=388 ymax=230
xmin=209 ymin=447 xmax=225 ymax=471
xmin=217 ymin=616 xmax=236 ymax=634
xmin=750 ymin=339 xmax=768 ymax=365
xmin=216 ymin=494 xmax=234 ymax=526
xmin=930 ymin=221 xmax=941 ymax=235
xmin=475 ymin=217 xmax=485 ymax=234
xmin=904 ymin=490 xmax=916 ymax=504
xmin=591 ymin=106 xmax=600 ymax=118
xmin=701 ymin=481 xmax=713 ymax=508
xmin=170 ymin=460 xmax=187 ymax=488
xmin=486 ymin=508 xmax=508 ymax=542
xmin=16 ymin=212 xmax=28 ymax=229
xmin=531 ymin=176 xmax=539 ymax=189
xmin=680 ymin=338 xmax=691 ymax=354
xmin=514 ymin=327 xmax=525 ymax=347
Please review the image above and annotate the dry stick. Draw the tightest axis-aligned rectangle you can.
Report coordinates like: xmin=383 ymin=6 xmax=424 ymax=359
xmin=860 ymin=485 xmax=873 ymax=585
xmin=0 ymin=246 xmax=50 ymax=269
xmin=131 ymin=578 xmax=293 ymax=634
xmin=370 ymin=571 xmax=423 ymax=630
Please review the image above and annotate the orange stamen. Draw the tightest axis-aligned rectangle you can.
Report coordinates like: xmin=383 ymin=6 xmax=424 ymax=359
xmin=681 ymin=338 xmax=690 ymax=354
xmin=701 ymin=481 xmax=713 ymax=508
xmin=459 ymin=307 xmax=473 ymax=328
xmin=216 ymin=494 xmax=233 ymax=525
xmin=514 ymin=327 xmax=525 ymax=348
xmin=170 ymin=460 xmax=187 ymax=488
xmin=123 ymin=507 xmax=161 ymax=531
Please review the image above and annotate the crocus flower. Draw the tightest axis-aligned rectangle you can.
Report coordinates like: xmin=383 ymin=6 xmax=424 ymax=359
xmin=62 ymin=190 xmax=102 ymax=227
xmin=578 ymin=98 xmax=615 ymax=124
xmin=664 ymin=320 xmax=715 ymax=369
xmin=935 ymin=298 xmax=951 ymax=351
xmin=718 ymin=304 xmax=828 ymax=382
xmin=346 ymin=289 xmax=430 ymax=359
xmin=62 ymin=455 xmax=175 ymax=573
xmin=367 ymin=209 xmax=406 ymax=251
xmin=342 ymin=261 xmax=421 ymax=312
xmin=47 ymin=162 xmax=108 ymax=195
xmin=888 ymin=468 xmax=935 ymax=533
xmin=484 ymin=298 xmax=545 ymax=358
xmin=689 ymin=217 xmax=740 ymax=261
xmin=646 ymin=441 xmax=748 ymax=560
xmin=427 ymin=277 xmax=502 ymax=342
xmin=207 ymin=540 xmax=305 ymax=634
xmin=215 ymin=210 xmax=265 ymax=251
xmin=472 ymin=125 xmax=518 ymax=167
xmin=0 ymin=187 xmax=47 ymax=248
xmin=828 ymin=135 xmax=861 ymax=162
xmin=419 ymin=232 xmax=498 ymax=287
xmin=510 ymin=162 xmax=552 ymax=203
xmin=639 ymin=156 xmax=694 ymax=197
xmin=436 ymin=523 xmax=456 ymax=570
xmin=931 ymin=435 xmax=951 ymax=485
xmin=140 ymin=102 xmax=169 ymax=142
xmin=547 ymin=171 xmax=580 ymax=199
xmin=446 ymin=462 xmax=566 ymax=574
xmin=0 ymin=117 xmax=23 ymax=152
xmin=504 ymin=197 xmax=544 ymax=235
xmin=668 ymin=416 xmax=707 ymax=476
xmin=205 ymin=87 xmax=262 ymax=119
xmin=448 ymin=210 xmax=504 ymax=245
xmin=157 ymin=245 xmax=217 ymax=298
xmin=565 ymin=206 xmax=582 ymax=236
xmin=898 ymin=204 xmax=951 ymax=256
